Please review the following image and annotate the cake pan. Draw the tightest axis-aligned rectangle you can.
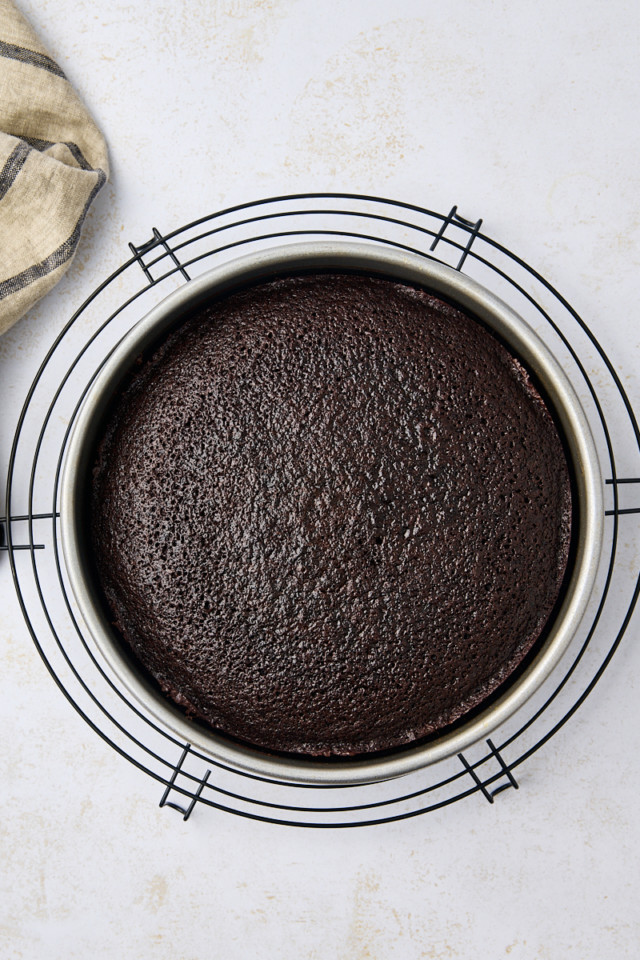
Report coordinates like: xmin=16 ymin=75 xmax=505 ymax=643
xmin=60 ymin=242 xmax=603 ymax=785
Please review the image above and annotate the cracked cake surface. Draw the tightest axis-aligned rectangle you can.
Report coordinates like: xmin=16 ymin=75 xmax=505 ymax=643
xmin=90 ymin=272 xmax=572 ymax=756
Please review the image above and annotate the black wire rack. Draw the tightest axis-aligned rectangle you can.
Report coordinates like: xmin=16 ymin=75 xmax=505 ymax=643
xmin=3 ymin=194 xmax=640 ymax=827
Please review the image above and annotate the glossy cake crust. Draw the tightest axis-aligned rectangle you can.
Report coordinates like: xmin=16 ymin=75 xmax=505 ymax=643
xmin=90 ymin=273 xmax=572 ymax=756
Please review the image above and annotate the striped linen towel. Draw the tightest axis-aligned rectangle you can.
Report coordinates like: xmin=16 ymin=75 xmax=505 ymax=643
xmin=0 ymin=0 xmax=108 ymax=335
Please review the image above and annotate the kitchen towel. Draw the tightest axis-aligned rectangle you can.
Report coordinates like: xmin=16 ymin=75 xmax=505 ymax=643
xmin=0 ymin=0 xmax=108 ymax=335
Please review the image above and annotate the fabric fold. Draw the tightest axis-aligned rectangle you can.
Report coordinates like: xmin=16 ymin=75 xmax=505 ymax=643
xmin=0 ymin=0 xmax=108 ymax=334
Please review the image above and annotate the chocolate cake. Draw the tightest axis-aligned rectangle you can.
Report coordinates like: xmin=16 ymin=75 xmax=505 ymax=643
xmin=90 ymin=272 xmax=572 ymax=757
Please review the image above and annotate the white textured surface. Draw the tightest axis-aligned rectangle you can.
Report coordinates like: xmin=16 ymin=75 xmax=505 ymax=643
xmin=1 ymin=1 xmax=639 ymax=958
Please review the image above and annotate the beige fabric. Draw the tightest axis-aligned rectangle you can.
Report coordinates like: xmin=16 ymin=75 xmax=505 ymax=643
xmin=0 ymin=0 xmax=108 ymax=334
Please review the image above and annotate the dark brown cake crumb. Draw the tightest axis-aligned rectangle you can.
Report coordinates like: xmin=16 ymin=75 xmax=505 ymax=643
xmin=90 ymin=273 xmax=572 ymax=756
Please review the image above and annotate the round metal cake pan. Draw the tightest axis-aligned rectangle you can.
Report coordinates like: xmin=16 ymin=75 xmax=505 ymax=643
xmin=60 ymin=241 xmax=604 ymax=785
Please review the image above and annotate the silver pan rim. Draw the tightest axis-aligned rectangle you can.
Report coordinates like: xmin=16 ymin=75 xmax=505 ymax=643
xmin=60 ymin=241 xmax=603 ymax=785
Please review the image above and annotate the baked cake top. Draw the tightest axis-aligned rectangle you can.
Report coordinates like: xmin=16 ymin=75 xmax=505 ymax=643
xmin=90 ymin=272 xmax=572 ymax=756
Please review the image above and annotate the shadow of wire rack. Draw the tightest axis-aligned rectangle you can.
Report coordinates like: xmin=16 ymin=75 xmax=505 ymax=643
xmin=4 ymin=194 xmax=640 ymax=827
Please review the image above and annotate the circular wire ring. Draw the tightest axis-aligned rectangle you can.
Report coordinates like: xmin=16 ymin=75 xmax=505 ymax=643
xmin=6 ymin=194 xmax=640 ymax=826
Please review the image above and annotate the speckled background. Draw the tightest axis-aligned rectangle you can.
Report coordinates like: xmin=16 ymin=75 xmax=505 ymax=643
xmin=1 ymin=1 xmax=639 ymax=958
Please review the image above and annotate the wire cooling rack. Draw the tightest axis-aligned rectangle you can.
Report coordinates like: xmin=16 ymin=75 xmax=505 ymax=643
xmin=3 ymin=194 xmax=640 ymax=826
